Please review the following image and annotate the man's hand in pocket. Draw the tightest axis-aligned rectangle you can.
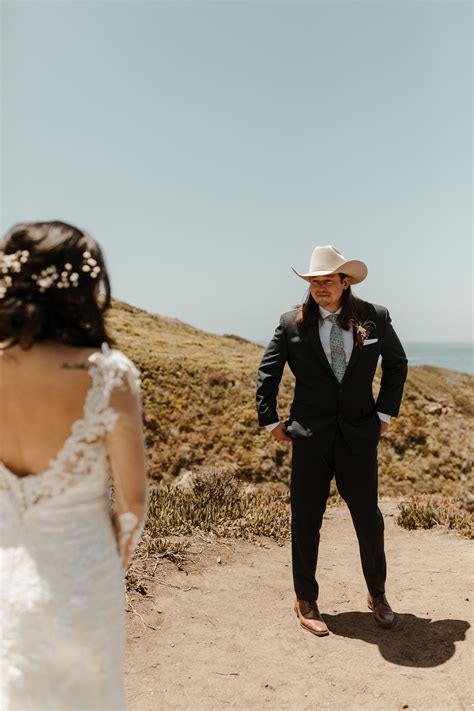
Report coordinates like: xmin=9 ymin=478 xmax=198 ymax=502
xmin=271 ymin=423 xmax=292 ymax=442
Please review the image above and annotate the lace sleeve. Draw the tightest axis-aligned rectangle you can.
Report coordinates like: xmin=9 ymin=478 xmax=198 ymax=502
xmin=105 ymin=354 xmax=148 ymax=570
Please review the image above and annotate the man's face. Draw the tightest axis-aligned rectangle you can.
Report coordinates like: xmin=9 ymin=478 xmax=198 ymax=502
xmin=309 ymin=273 xmax=351 ymax=311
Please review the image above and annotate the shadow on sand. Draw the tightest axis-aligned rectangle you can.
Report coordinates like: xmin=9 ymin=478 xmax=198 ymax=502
xmin=323 ymin=612 xmax=470 ymax=667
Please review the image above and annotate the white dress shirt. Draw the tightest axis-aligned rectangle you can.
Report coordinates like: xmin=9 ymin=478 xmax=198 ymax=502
xmin=266 ymin=305 xmax=391 ymax=431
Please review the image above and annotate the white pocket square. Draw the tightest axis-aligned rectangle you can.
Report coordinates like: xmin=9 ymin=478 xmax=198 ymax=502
xmin=363 ymin=338 xmax=378 ymax=346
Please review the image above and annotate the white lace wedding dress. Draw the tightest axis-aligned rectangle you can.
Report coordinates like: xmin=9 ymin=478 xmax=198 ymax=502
xmin=0 ymin=345 xmax=147 ymax=710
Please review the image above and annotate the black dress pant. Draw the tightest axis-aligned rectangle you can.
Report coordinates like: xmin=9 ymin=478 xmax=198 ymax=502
xmin=290 ymin=428 xmax=386 ymax=601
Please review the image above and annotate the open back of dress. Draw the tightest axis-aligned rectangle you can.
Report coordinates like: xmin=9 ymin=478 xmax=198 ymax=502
xmin=0 ymin=344 xmax=147 ymax=710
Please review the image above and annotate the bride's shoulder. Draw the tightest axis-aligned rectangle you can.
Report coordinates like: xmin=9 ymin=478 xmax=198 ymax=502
xmin=89 ymin=343 xmax=140 ymax=389
xmin=90 ymin=343 xmax=136 ymax=368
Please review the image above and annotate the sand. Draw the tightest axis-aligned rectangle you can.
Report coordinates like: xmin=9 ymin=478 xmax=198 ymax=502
xmin=125 ymin=502 xmax=472 ymax=711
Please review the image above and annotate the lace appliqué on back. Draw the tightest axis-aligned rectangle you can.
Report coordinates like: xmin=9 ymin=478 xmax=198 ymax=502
xmin=0 ymin=344 xmax=139 ymax=513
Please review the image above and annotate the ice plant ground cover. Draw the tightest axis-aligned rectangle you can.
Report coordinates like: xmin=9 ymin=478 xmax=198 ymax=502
xmin=108 ymin=299 xmax=473 ymax=511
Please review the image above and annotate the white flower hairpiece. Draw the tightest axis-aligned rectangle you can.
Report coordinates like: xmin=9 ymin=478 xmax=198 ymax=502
xmin=0 ymin=249 xmax=101 ymax=299
xmin=80 ymin=251 xmax=101 ymax=279
xmin=0 ymin=250 xmax=29 ymax=298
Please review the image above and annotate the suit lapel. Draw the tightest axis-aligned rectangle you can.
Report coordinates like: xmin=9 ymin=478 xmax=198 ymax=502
xmin=307 ymin=325 xmax=338 ymax=381
xmin=342 ymin=327 xmax=361 ymax=383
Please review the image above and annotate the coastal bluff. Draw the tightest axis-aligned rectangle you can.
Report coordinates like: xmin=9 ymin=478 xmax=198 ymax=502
xmin=109 ymin=300 xmax=473 ymax=507
xmin=112 ymin=301 xmax=472 ymax=710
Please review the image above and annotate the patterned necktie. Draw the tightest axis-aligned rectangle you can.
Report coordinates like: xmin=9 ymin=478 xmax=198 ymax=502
xmin=326 ymin=314 xmax=346 ymax=382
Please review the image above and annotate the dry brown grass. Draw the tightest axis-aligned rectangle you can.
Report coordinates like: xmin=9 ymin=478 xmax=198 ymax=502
xmin=108 ymin=299 xmax=473 ymax=511
xmin=126 ymin=467 xmax=291 ymax=592
xmin=397 ymin=495 xmax=473 ymax=539
xmin=146 ymin=467 xmax=290 ymax=543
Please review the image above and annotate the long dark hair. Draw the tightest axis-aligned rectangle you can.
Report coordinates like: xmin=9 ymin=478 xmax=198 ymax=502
xmin=0 ymin=220 xmax=113 ymax=349
xmin=295 ymin=274 xmax=367 ymax=331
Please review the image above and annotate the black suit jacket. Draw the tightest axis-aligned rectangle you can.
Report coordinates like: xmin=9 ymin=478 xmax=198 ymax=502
xmin=256 ymin=302 xmax=408 ymax=453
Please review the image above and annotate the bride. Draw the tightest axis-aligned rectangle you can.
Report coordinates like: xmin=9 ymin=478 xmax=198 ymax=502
xmin=0 ymin=221 xmax=148 ymax=710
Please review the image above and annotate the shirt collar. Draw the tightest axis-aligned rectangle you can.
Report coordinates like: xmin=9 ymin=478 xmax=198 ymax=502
xmin=319 ymin=306 xmax=342 ymax=319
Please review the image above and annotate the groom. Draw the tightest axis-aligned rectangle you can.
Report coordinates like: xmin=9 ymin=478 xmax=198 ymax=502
xmin=256 ymin=246 xmax=407 ymax=636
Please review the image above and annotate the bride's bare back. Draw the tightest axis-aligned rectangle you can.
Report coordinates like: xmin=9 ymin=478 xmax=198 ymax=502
xmin=0 ymin=342 xmax=98 ymax=477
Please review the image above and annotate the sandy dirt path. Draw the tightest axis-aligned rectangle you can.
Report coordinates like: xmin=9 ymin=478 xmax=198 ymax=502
xmin=125 ymin=502 xmax=472 ymax=711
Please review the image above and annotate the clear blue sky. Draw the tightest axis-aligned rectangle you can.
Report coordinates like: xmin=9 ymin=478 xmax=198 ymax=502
xmin=1 ymin=0 xmax=472 ymax=343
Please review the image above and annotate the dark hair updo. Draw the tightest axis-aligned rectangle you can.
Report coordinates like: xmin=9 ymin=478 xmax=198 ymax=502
xmin=0 ymin=220 xmax=113 ymax=349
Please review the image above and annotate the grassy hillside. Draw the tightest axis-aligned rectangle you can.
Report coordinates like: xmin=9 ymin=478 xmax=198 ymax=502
xmin=107 ymin=300 xmax=473 ymax=510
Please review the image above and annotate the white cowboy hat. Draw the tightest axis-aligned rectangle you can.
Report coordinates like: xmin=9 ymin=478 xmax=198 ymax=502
xmin=292 ymin=245 xmax=368 ymax=285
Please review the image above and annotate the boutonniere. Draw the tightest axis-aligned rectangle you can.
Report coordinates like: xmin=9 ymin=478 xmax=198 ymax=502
xmin=351 ymin=319 xmax=376 ymax=349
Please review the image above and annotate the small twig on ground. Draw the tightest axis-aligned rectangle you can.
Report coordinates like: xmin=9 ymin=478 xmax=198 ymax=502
xmin=214 ymin=539 xmax=235 ymax=547
xmin=126 ymin=596 xmax=157 ymax=631
xmin=214 ymin=672 xmax=240 ymax=676
xmin=154 ymin=578 xmax=198 ymax=592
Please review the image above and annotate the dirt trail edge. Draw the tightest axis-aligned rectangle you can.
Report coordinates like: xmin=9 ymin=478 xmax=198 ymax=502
xmin=125 ymin=502 xmax=472 ymax=711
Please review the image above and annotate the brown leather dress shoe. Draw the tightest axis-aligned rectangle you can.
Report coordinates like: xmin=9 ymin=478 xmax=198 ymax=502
xmin=294 ymin=599 xmax=329 ymax=636
xmin=368 ymin=593 xmax=395 ymax=628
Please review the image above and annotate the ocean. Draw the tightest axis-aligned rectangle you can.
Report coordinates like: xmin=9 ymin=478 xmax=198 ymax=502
xmin=403 ymin=342 xmax=473 ymax=376
xmin=257 ymin=339 xmax=473 ymax=375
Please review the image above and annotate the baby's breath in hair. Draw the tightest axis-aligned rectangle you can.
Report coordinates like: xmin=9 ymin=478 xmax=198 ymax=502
xmin=0 ymin=220 xmax=112 ymax=349
xmin=0 ymin=249 xmax=102 ymax=297
xmin=0 ymin=250 xmax=29 ymax=298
